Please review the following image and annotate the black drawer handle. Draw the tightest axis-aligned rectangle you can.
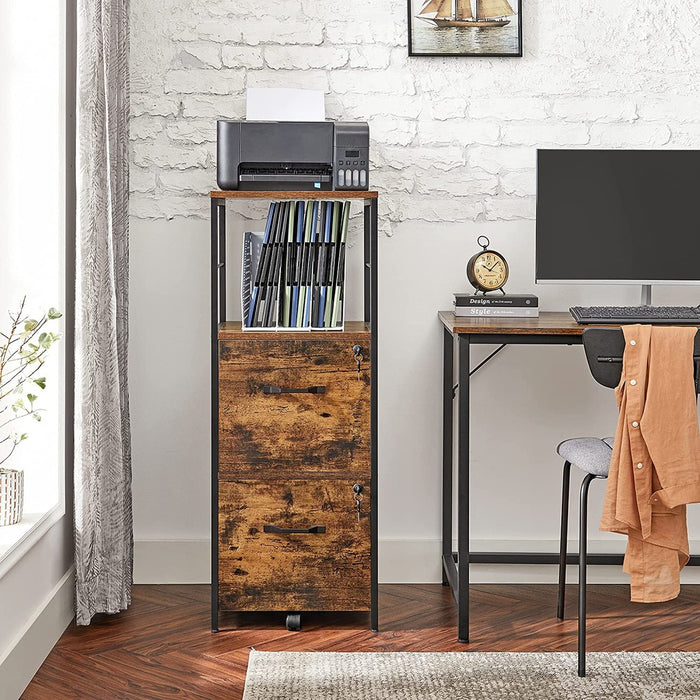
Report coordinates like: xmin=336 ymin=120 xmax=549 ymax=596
xmin=261 ymin=385 xmax=326 ymax=395
xmin=263 ymin=525 xmax=326 ymax=534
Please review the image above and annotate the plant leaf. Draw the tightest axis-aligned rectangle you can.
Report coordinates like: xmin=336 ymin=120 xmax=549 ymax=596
xmin=24 ymin=319 xmax=38 ymax=332
xmin=27 ymin=393 xmax=38 ymax=404
xmin=34 ymin=377 xmax=46 ymax=389
xmin=47 ymin=308 xmax=62 ymax=320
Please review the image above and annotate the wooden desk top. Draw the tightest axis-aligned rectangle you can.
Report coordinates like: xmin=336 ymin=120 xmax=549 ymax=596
xmin=439 ymin=311 xmax=606 ymax=336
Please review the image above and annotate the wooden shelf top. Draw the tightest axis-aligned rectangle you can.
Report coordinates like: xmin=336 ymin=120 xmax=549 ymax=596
xmin=219 ymin=320 xmax=370 ymax=340
xmin=210 ymin=190 xmax=378 ymax=200
xmin=438 ymin=310 xmax=619 ymax=336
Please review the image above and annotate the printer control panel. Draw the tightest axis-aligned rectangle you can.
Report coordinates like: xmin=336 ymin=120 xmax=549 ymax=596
xmin=333 ymin=122 xmax=370 ymax=191
xmin=337 ymin=150 xmax=368 ymax=189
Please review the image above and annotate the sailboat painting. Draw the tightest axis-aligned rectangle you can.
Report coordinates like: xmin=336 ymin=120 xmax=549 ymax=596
xmin=408 ymin=0 xmax=522 ymax=57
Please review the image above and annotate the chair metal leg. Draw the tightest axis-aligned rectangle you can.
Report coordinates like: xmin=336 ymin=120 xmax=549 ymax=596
xmin=557 ymin=461 xmax=572 ymax=621
xmin=578 ymin=473 xmax=597 ymax=678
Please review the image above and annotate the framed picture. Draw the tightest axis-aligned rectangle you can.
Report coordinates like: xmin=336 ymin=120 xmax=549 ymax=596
xmin=407 ymin=0 xmax=522 ymax=57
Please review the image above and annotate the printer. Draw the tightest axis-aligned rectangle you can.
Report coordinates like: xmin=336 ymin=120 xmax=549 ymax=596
xmin=216 ymin=120 xmax=369 ymax=191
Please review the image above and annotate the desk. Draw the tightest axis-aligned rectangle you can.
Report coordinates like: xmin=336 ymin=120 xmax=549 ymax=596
xmin=440 ymin=311 xmax=700 ymax=642
xmin=440 ymin=311 xmax=598 ymax=643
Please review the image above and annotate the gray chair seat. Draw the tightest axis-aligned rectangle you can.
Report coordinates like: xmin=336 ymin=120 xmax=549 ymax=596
xmin=556 ymin=437 xmax=614 ymax=478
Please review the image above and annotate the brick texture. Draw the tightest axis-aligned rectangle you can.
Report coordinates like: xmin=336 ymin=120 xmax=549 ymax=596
xmin=130 ymin=0 xmax=700 ymax=230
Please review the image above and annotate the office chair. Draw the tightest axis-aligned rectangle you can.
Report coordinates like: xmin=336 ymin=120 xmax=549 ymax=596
xmin=555 ymin=327 xmax=700 ymax=677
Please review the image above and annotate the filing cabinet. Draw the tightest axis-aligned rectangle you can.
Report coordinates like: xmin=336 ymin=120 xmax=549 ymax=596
xmin=216 ymin=327 xmax=371 ymax=629
xmin=209 ymin=191 xmax=378 ymax=633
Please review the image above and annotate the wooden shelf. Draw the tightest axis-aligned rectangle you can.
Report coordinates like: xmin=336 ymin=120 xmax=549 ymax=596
xmin=210 ymin=190 xmax=378 ymax=200
xmin=218 ymin=320 xmax=370 ymax=340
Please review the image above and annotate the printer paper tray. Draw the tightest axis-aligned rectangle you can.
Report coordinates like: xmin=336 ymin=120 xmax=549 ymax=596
xmin=240 ymin=174 xmax=332 ymax=183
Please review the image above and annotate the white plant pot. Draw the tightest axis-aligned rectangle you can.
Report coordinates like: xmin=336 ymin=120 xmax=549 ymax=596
xmin=0 ymin=469 xmax=24 ymax=526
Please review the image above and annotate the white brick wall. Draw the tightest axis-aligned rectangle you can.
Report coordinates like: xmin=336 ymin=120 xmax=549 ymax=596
xmin=130 ymin=0 xmax=700 ymax=229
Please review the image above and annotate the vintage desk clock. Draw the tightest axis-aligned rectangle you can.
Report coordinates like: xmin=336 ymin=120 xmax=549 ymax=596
xmin=466 ymin=236 xmax=509 ymax=294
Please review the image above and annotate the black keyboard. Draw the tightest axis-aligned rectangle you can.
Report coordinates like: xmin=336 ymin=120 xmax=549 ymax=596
xmin=570 ymin=305 xmax=700 ymax=324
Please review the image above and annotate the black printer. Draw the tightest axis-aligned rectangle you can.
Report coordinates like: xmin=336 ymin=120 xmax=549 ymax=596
xmin=216 ymin=120 xmax=369 ymax=191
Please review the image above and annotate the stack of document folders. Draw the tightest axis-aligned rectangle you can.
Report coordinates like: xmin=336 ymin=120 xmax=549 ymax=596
xmin=454 ymin=293 xmax=539 ymax=318
xmin=243 ymin=200 xmax=349 ymax=331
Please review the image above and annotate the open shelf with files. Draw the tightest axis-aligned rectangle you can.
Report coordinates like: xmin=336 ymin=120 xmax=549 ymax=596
xmin=210 ymin=190 xmax=378 ymax=634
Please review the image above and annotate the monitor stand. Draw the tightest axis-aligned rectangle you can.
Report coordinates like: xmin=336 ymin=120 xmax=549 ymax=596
xmin=641 ymin=284 xmax=652 ymax=306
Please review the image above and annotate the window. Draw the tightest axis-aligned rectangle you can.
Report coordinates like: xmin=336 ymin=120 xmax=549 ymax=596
xmin=0 ymin=1 xmax=66 ymax=562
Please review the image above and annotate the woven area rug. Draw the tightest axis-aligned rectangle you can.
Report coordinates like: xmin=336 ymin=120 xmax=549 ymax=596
xmin=242 ymin=650 xmax=700 ymax=699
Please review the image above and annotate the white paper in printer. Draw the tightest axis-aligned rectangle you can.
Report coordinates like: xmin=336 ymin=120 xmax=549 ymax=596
xmin=246 ymin=87 xmax=325 ymax=122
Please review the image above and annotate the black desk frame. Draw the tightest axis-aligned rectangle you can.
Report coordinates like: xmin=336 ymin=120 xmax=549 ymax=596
xmin=441 ymin=326 xmax=700 ymax=643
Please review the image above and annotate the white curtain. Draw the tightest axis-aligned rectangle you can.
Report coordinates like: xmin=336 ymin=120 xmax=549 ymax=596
xmin=74 ymin=0 xmax=132 ymax=626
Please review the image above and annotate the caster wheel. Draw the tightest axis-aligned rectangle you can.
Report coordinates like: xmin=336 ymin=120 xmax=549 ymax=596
xmin=286 ymin=613 xmax=301 ymax=631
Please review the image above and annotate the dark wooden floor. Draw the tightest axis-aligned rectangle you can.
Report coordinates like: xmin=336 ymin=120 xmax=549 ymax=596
xmin=23 ymin=583 xmax=700 ymax=699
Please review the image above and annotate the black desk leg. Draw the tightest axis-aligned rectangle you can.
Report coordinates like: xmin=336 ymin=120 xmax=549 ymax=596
xmin=457 ymin=333 xmax=470 ymax=643
xmin=442 ymin=329 xmax=454 ymax=586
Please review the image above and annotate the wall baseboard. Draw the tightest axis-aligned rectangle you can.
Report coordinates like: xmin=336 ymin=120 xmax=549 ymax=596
xmin=134 ymin=539 xmax=210 ymax=584
xmin=0 ymin=567 xmax=74 ymax=700
xmin=134 ymin=538 xmax=700 ymax=586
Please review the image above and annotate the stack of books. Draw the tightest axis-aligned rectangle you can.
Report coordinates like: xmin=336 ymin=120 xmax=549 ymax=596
xmin=243 ymin=200 xmax=349 ymax=330
xmin=454 ymin=293 xmax=539 ymax=318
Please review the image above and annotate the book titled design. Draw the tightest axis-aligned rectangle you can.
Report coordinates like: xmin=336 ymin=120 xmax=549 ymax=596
xmin=454 ymin=293 xmax=538 ymax=308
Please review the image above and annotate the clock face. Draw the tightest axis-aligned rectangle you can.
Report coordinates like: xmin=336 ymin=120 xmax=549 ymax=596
xmin=471 ymin=252 xmax=508 ymax=291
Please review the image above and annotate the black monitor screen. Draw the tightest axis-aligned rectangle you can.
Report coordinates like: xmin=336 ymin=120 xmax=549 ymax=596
xmin=536 ymin=150 xmax=700 ymax=283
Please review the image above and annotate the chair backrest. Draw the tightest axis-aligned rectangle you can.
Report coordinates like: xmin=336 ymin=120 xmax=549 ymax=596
xmin=582 ymin=327 xmax=700 ymax=393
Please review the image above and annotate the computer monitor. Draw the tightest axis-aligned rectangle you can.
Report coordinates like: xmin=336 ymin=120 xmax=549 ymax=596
xmin=535 ymin=149 xmax=700 ymax=286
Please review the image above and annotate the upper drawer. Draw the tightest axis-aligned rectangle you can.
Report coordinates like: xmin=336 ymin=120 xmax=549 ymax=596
xmin=218 ymin=337 xmax=370 ymax=479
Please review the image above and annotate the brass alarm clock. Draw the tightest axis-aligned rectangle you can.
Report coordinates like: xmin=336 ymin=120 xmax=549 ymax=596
xmin=466 ymin=236 xmax=509 ymax=294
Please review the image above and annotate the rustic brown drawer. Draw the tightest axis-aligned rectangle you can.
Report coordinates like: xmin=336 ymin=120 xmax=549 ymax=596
xmin=218 ymin=480 xmax=370 ymax=612
xmin=218 ymin=337 xmax=370 ymax=479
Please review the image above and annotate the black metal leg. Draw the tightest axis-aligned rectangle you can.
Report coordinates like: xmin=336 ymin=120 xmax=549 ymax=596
xmin=442 ymin=329 xmax=454 ymax=586
xmin=363 ymin=202 xmax=371 ymax=325
xmin=210 ymin=197 xmax=225 ymax=633
xmin=557 ymin=461 xmax=572 ymax=620
xmin=368 ymin=198 xmax=379 ymax=633
xmin=457 ymin=334 xmax=470 ymax=643
xmin=578 ymin=473 xmax=596 ymax=677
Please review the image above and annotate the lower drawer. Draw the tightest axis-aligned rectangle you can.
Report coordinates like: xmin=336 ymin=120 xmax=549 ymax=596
xmin=218 ymin=480 xmax=370 ymax=612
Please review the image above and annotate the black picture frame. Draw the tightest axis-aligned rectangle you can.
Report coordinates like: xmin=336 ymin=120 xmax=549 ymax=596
xmin=407 ymin=0 xmax=523 ymax=58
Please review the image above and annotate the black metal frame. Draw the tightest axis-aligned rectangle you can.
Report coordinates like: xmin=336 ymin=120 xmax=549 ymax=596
xmin=441 ymin=327 xmax=700 ymax=644
xmin=210 ymin=194 xmax=379 ymax=633
xmin=367 ymin=197 xmax=379 ymax=633
xmin=211 ymin=197 xmax=225 ymax=632
xmin=442 ymin=330 xmax=583 ymax=642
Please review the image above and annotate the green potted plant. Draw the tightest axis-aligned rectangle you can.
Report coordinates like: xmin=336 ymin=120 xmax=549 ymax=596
xmin=0 ymin=299 xmax=61 ymax=527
